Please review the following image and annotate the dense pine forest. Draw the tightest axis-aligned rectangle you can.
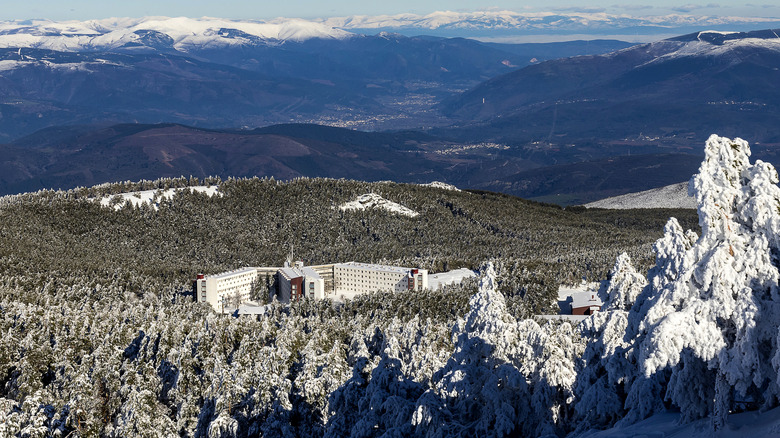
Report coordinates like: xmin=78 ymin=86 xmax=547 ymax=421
xmin=0 ymin=165 xmax=727 ymax=437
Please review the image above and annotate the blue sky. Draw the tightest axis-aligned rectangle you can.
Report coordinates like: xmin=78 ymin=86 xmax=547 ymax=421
xmin=3 ymin=1 xmax=780 ymax=21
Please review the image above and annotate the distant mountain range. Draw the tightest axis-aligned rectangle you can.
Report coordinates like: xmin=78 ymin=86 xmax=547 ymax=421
xmin=3 ymin=21 xmax=780 ymax=204
xmin=5 ymin=14 xmax=779 ymax=48
xmin=0 ymin=17 xmax=352 ymax=51
xmin=0 ymin=16 xmax=632 ymax=141
xmin=0 ymin=123 xmax=524 ymax=196
xmin=318 ymin=11 xmax=780 ymax=38
xmin=0 ymin=122 xmax=715 ymax=205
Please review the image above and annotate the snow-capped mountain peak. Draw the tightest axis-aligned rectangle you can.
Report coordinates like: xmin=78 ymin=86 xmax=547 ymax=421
xmin=0 ymin=16 xmax=353 ymax=52
xmin=318 ymin=10 xmax=780 ymax=33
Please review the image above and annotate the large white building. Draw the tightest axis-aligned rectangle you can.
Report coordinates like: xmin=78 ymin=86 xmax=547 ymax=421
xmin=196 ymin=262 xmax=428 ymax=312
xmin=334 ymin=262 xmax=428 ymax=296
xmin=195 ymin=267 xmax=259 ymax=313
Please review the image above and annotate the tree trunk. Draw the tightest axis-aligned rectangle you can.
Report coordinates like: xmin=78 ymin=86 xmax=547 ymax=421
xmin=712 ymin=371 xmax=731 ymax=431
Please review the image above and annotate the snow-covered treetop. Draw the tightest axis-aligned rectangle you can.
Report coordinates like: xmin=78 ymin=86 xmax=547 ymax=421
xmin=461 ymin=262 xmax=507 ymax=337
xmin=644 ymin=218 xmax=696 ymax=294
xmin=637 ymin=135 xmax=780 ymax=405
xmin=690 ymin=134 xmax=752 ymax=238
xmin=603 ymin=253 xmax=647 ymax=312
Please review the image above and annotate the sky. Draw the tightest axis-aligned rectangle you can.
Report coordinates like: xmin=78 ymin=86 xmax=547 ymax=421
xmin=3 ymin=0 xmax=780 ymax=21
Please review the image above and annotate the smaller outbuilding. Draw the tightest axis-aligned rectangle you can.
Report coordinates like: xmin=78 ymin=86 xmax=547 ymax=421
xmin=570 ymin=291 xmax=603 ymax=315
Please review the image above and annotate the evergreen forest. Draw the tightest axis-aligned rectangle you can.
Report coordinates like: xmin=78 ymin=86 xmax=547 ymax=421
xmin=8 ymin=150 xmax=762 ymax=437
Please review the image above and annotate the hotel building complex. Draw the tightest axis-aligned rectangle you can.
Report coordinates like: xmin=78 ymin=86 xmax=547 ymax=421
xmin=195 ymin=261 xmax=428 ymax=312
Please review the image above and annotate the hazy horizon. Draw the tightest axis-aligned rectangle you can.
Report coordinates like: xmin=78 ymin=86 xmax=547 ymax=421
xmin=3 ymin=1 xmax=780 ymax=23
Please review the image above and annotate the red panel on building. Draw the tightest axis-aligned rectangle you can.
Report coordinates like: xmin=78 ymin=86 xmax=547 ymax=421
xmin=291 ymin=277 xmax=304 ymax=302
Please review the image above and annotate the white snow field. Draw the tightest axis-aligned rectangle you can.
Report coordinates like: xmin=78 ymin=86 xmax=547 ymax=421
xmin=338 ymin=193 xmax=419 ymax=217
xmin=579 ymin=405 xmax=780 ymax=438
xmin=98 ymin=186 xmax=220 ymax=210
xmin=428 ymin=268 xmax=476 ymax=290
xmin=585 ymin=182 xmax=696 ymax=209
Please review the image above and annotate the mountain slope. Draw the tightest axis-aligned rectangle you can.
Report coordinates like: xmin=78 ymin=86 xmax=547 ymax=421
xmin=0 ymin=123 xmax=536 ymax=196
xmin=0 ymin=48 xmax=381 ymax=140
xmin=472 ymin=153 xmax=704 ymax=205
xmin=440 ymin=29 xmax=780 ymax=146
xmin=584 ymin=182 xmax=695 ymax=209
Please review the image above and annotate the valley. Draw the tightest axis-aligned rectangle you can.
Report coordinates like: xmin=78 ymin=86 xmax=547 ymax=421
xmin=1 ymin=22 xmax=780 ymax=202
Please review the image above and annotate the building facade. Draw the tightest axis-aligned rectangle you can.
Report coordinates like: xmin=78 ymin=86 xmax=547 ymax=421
xmin=333 ymin=262 xmax=428 ymax=295
xmin=197 ymin=261 xmax=427 ymax=312
xmin=195 ymin=267 xmax=259 ymax=313
xmin=277 ymin=262 xmax=325 ymax=302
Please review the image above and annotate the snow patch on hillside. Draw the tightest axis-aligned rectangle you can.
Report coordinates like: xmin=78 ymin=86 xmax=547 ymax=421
xmin=584 ymin=182 xmax=695 ymax=209
xmin=421 ymin=181 xmax=461 ymax=191
xmin=338 ymin=193 xmax=419 ymax=217
xmin=98 ymin=186 xmax=220 ymax=210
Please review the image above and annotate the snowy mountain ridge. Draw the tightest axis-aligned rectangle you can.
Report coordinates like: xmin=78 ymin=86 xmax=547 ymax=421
xmin=319 ymin=10 xmax=780 ymax=32
xmin=646 ymin=29 xmax=780 ymax=62
xmin=2 ymin=14 xmax=779 ymax=53
xmin=0 ymin=16 xmax=352 ymax=52
xmin=592 ymin=28 xmax=780 ymax=68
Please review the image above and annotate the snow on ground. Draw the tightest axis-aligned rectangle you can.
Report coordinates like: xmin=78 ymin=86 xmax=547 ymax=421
xmin=537 ymin=314 xmax=589 ymax=322
xmin=421 ymin=181 xmax=461 ymax=191
xmin=584 ymin=182 xmax=696 ymax=209
xmin=577 ymin=405 xmax=780 ymax=437
xmin=428 ymin=268 xmax=476 ymax=290
xmin=338 ymin=193 xmax=419 ymax=217
xmin=235 ymin=302 xmax=269 ymax=316
xmin=98 ymin=186 xmax=220 ymax=211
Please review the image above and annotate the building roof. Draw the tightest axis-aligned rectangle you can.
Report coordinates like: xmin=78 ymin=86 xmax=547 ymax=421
xmin=210 ymin=267 xmax=258 ymax=280
xmin=279 ymin=267 xmax=303 ymax=281
xmin=301 ymin=267 xmax=322 ymax=279
xmin=334 ymin=261 xmax=417 ymax=274
xmin=571 ymin=291 xmax=603 ymax=310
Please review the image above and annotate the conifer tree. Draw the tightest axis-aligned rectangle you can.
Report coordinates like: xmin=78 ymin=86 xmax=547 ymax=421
xmin=629 ymin=135 xmax=780 ymax=428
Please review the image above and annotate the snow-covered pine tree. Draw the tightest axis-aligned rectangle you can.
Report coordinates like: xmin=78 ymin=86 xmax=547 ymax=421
xmin=416 ymin=262 xmax=532 ymax=438
xmin=613 ymin=217 xmax=698 ymax=426
xmin=603 ymin=253 xmax=647 ymax=312
xmin=633 ymin=135 xmax=780 ymax=428
xmin=575 ymin=253 xmax=647 ymax=430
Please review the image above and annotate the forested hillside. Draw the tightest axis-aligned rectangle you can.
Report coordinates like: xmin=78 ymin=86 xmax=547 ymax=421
xmin=0 ymin=176 xmax=699 ymax=436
